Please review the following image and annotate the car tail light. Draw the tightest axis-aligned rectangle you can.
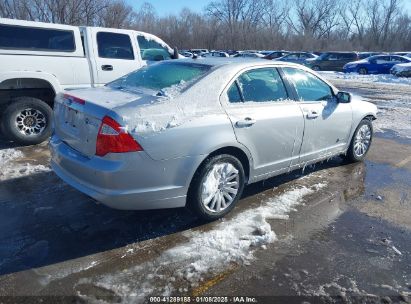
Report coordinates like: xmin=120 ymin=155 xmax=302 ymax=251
xmin=96 ymin=116 xmax=143 ymax=156
xmin=64 ymin=94 xmax=85 ymax=105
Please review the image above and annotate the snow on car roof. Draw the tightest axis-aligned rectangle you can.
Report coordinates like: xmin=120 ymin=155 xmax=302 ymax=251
xmin=176 ymin=57 xmax=303 ymax=70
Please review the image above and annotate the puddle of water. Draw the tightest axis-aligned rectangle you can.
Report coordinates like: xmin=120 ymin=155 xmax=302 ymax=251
xmin=375 ymin=132 xmax=411 ymax=145
xmin=364 ymin=161 xmax=411 ymax=198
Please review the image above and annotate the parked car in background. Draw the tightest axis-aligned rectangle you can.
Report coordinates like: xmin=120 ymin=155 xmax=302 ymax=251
xmin=306 ymin=52 xmax=359 ymax=71
xmin=259 ymin=51 xmax=274 ymax=56
xmin=180 ymin=51 xmax=193 ymax=57
xmin=0 ymin=18 xmax=177 ymax=145
xmin=275 ymin=52 xmax=318 ymax=65
xmin=227 ymin=50 xmax=239 ymax=56
xmin=204 ymin=51 xmax=230 ymax=58
xmin=392 ymin=52 xmax=411 ymax=58
xmin=233 ymin=52 xmax=264 ymax=58
xmin=358 ymin=52 xmax=383 ymax=59
xmin=344 ymin=55 xmax=411 ymax=74
xmin=263 ymin=50 xmax=290 ymax=60
xmin=391 ymin=62 xmax=411 ymax=77
xmin=190 ymin=49 xmax=209 ymax=56
xmin=50 ymin=58 xmax=377 ymax=221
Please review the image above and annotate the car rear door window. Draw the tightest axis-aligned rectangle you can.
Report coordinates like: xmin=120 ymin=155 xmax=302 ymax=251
xmin=97 ymin=32 xmax=134 ymax=60
xmin=375 ymin=56 xmax=390 ymax=64
xmin=0 ymin=24 xmax=75 ymax=52
xmin=390 ymin=56 xmax=408 ymax=63
xmin=283 ymin=67 xmax=333 ymax=102
xmin=227 ymin=82 xmax=242 ymax=103
xmin=340 ymin=53 xmax=356 ymax=60
xmin=231 ymin=68 xmax=288 ymax=103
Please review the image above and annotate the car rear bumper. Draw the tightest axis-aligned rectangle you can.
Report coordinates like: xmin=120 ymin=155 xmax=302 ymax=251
xmin=49 ymin=135 xmax=202 ymax=210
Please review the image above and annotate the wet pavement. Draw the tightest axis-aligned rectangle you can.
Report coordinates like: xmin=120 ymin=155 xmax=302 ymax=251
xmin=0 ymin=79 xmax=410 ymax=303
xmin=204 ymin=154 xmax=411 ymax=303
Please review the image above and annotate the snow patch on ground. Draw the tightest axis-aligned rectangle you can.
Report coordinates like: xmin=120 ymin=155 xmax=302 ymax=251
xmin=0 ymin=148 xmax=50 ymax=181
xmin=88 ymin=183 xmax=326 ymax=303
xmin=319 ymin=71 xmax=411 ymax=85
xmin=0 ymin=148 xmax=23 ymax=162
xmin=374 ymin=106 xmax=411 ymax=139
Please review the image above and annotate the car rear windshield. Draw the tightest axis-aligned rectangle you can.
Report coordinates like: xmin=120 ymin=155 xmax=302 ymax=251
xmin=108 ymin=62 xmax=211 ymax=92
xmin=0 ymin=24 xmax=75 ymax=52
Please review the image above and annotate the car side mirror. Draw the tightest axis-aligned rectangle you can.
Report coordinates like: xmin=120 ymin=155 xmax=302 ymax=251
xmin=336 ymin=91 xmax=351 ymax=103
xmin=171 ymin=46 xmax=179 ymax=59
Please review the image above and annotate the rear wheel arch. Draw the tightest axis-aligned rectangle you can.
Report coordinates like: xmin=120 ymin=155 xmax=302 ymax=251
xmin=188 ymin=146 xmax=252 ymax=193
xmin=0 ymin=77 xmax=57 ymax=107
xmin=207 ymin=146 xmax=251 ymax=184
xmin=186 ymin=149 xmax=248 ymax=220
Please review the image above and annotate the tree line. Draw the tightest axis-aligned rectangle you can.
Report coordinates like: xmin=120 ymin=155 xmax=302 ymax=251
xmin=1 ymin=0 xmax=411 ymax=51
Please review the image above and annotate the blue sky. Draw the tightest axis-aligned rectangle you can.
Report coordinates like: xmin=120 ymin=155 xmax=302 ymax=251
xmin=128 ymin=0 xmax=411 ymax=16
xmin=128 ymin=0 xmax=208 ymax=16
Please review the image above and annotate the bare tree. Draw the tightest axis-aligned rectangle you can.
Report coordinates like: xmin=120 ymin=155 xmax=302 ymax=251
xmin=1 ymin=0 xmax=410 ymax=51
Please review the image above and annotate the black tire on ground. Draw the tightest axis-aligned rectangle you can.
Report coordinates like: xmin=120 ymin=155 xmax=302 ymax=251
xmin=358 ymin=68 xmax=368 ymax=75
xmin=312 ymin=65 xmax=321 ymax=71
xmin=345 ymin=118 xmax=373 ymax=163
xmin=188 ymin=154 xmax=245 ymax=221
xmin=1 ymin=97 xmax=53 ymax=145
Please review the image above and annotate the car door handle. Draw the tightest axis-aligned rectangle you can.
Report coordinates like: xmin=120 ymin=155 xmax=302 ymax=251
xmin=236 ymin=118 xmax=256 ymax=127
xmin=101 ymin=65 xmax=113 ymax=71
xmin=306 ymin=111 xmax=319 ymax=119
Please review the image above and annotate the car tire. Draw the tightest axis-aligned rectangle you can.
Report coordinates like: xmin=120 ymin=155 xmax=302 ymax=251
xmin=188 ymin=154 xmax=245 ymax=221
xmin=312 ymin=65 xmax=321 ymax=71
xmin=358 ymin=68 xmax=368 ymax=75
xmin=1 ymin=97 xmax=53 ymax=145
xmin=345 ymin=119 xmax=373 ymax=163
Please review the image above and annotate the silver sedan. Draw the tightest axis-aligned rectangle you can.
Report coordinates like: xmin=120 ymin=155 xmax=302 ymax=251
xmin=50 ymin=58 xmax=377 ymax=220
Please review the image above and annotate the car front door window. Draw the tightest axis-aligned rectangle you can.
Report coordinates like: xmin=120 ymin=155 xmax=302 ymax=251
xmin=282 ymin=67 xmax=333 ymax=102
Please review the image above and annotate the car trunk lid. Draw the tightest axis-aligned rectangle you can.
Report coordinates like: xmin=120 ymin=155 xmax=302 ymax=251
xmin=54 ymin=87 xmax=157 ymax=157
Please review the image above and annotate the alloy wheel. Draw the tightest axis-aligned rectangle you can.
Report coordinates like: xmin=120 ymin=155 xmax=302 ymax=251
xmin=201 ymin=162 xmax=240 ymax=213
xmin=354 ymin=124 xmax=372 ymax=158
xmin=15 ymin=108 xmax=47 ymax=136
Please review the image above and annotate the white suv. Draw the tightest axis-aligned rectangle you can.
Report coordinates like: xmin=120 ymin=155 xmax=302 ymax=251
xmin=0 ymin=18 xmax=178 ymax=145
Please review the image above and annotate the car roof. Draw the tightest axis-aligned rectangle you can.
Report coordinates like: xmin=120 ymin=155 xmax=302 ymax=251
xmin=176 ymin=57 xmax=303 ymax=69
xmin=324 ymin=51 xmax=358 ymax=54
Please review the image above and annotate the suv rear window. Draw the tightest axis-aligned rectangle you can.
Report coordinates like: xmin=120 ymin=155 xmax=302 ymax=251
xmin=108 ymin=61 xmax=211 ymax=92
xmin=0 ymin=24 xmax=75 ymax=52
